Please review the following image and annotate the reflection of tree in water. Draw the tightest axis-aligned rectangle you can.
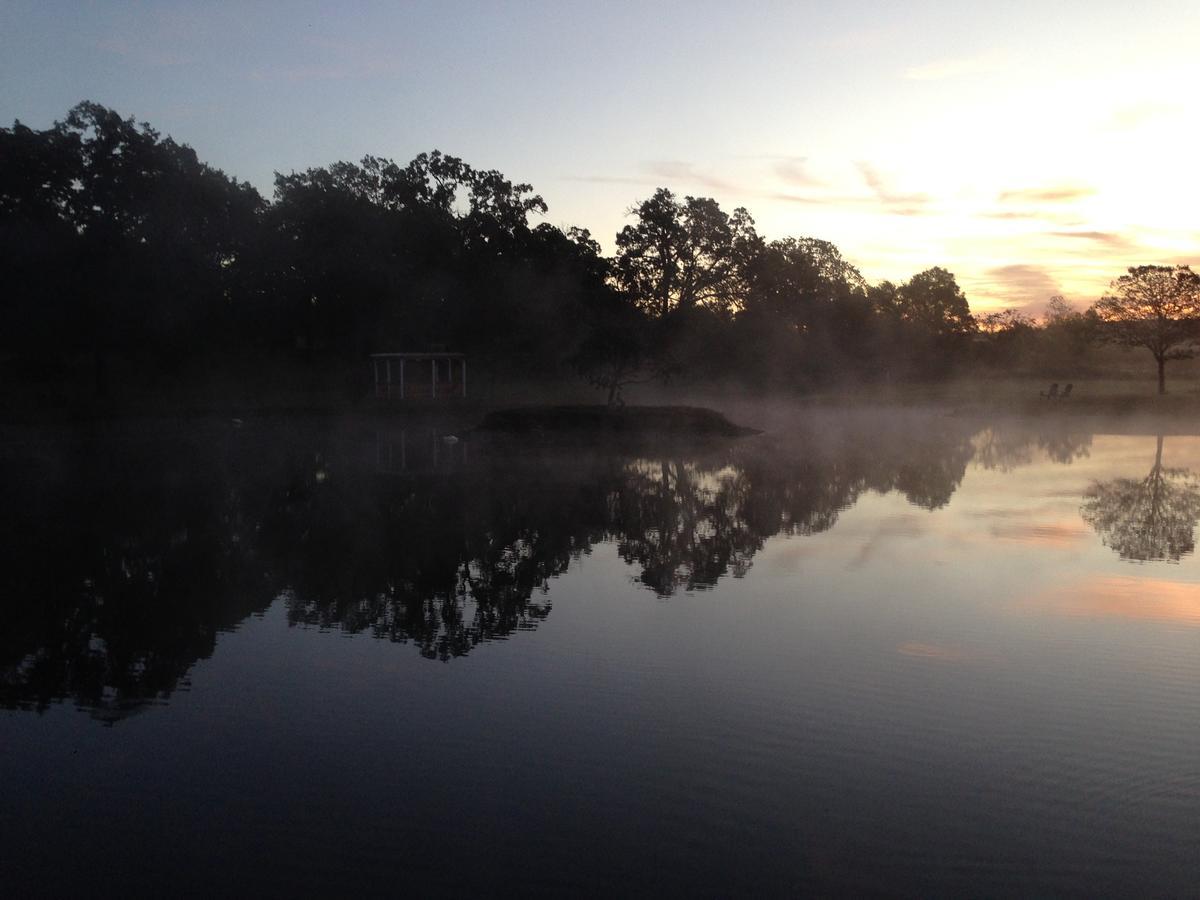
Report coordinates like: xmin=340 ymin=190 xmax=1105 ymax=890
xmin=275 ymin=450 xmax=606 ymax=659
xmin=0 ymin=413 xmax=989 ymax=716
xmin=0 ymin=428 xmax=272 ymax=721
xmin=870 ymin=428 xmax=977 ymax=510
xmin=973 ymin=423 xmax=1092 ymax=472
xmin=1081 ymin=435 xmax=1200 ymax=562
xmin=612 ymin=416 xmax=976 ymax=594
xmin=611 ymin=459 xmax=758 ymax=594
xmin=1039 ymin=429 xmax=1093 ymax=466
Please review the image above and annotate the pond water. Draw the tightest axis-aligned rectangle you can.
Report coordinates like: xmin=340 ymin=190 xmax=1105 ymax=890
xmin=2 ymin=411 xmax=1198 ymax=896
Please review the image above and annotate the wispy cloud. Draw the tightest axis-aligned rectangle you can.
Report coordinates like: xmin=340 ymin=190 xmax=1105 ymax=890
xmin=563 ymin=160 xmax=736 ymax=193
xmin=570 ymin=155 xmax=940 ymax=217
xmin=979 ymin=264 xmax=1064 ymax=310
xmin=855 ymin=162 xmax=930 ymax=215
xmin=643 ymin=160 xmax=738 ymax=193
xmin=999 ymin=186 xmax=1094 ymax=203
xmin=249 ymin=36 xmax=406 ymax=83
xmin=980 ymin=209 xmax=1083 ymax=225
xmin=1047 ymin=230 xmax=1136 ymax=250
xmin=572 ymin=156 xmax=936 ymax=216
xmin=564 ymin=173 xmax=658 ymax=186
xmin=903 ymin=52 xmax=1003 ymax=81
xmin=95 ymin=36 xmax=198 ymax=67
xmin=981 ymin=210 xmax=1044 ymax=221
xmin=93 ymin=7 xmax=224 ymax=68
xmin=767 ymin=192 xmax=854 ymax=206
xmin=771 ymin=157 xmax=824 ymax=188
xmin=767 ymin=191 xmax=930 ymax=215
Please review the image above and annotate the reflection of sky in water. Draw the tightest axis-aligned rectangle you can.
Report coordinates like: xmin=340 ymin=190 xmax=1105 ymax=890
xmin=754 ymin=434 xmax=1200 ymax=636
xmin=3 ymin=421 xmax=1199 ymax=896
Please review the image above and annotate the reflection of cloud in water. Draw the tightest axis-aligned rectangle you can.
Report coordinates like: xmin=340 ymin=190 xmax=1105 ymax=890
xmin=1022 ymin=576 xmax=1200 ymax=625
xmin=846 ymin=513 xmax=928 ymax=569
xmin=989 ymin=520 xmax=1090 ymax=549
xmin=968 ymin=507 xmax=1042 ymax=520
xmin=896 ymin=641 xmax=972 ymax=662
xmin=762 ymin=540 xmax=824 ymax=572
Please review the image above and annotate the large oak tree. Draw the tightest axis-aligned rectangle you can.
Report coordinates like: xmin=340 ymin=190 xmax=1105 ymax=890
xmin=615 ymin=188 xmax=760 ymax=319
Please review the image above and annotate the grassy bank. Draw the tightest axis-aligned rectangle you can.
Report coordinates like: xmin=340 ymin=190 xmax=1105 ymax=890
xmin=5 ymin=345 xmax=1200 ymax=431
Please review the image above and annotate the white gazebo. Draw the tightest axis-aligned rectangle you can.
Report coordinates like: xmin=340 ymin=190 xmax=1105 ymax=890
xmin=370 ymin=352 xmax=466 ymax=400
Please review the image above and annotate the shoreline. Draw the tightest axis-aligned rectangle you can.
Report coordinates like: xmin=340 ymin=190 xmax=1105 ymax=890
xmin=3 ymin=386 xmax=1200 ymax=434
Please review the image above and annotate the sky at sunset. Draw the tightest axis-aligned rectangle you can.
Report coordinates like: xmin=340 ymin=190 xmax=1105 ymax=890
xmin=4 ymin=0 xmax=1198 ymax=314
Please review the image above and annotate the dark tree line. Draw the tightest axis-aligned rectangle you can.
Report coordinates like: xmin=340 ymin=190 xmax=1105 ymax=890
xmin=2 ymin=103 xmax=263 ymax=394
xmin=2 ymin=102 xmax=993 ymax=402
xmin=6 ymin=102 xmax=1197 ymax=402
xmin=1 ymin=103 xmax=621 ymax=399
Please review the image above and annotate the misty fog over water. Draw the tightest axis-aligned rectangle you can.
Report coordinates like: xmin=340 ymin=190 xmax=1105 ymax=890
xmin=2 ymin=408 xmax=1198 ymax=896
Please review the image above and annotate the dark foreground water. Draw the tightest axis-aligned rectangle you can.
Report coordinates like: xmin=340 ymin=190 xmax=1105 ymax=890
xmin=2 ymin=411 xmax=1198 ymax=897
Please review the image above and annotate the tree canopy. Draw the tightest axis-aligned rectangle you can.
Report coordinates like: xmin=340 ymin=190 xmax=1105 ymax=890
xmin=15 ymin=99 xmax=1193 ymax=405
xmin=1092 ymin=265 xmax=1200 ymax=394
xmin=892 ymin=266 xmax=975 ymax=337
xmin=614 ymin=188 xmax=761 ymax=319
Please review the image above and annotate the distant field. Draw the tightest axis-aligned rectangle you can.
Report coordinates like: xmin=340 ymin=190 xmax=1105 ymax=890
xmin=5 ymin=342 xmax=1200 ymax=423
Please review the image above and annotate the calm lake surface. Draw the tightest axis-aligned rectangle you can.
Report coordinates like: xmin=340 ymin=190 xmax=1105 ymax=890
xmin=3 ymin=410 xmax=1198 ymax=897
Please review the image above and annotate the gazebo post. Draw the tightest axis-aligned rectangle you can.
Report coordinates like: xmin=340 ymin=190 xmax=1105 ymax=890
xmin=371 ymin=353 xmax=464 ymax=402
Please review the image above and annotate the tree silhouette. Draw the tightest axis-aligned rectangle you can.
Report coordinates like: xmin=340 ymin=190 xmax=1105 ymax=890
xmin=0 ymin=119 xmax=80 ymax=356
xmin=893 ymin=266 xmax=976 ymax=338
xmin=857 ymin=269 xmax=977 ymax=377
xmin=1092 ymin=265 xmax=1200 ymax=395
xmin=732 ymin=236 xmax=880 ymax=384
xmin=1081 ymin=435 xmax=1200 ymax=562
xmin=1 ymin=103 xmax=263 ymax=396
xmin=66 ymin=103 xmax=263 ymax=389
xmin=1 ymin=101 xmax=1010 ymax=402
xmin=571 ymin=299 xmax=658 ymax=406
xmin=615 ymin=188 xmax=760 ymax=319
